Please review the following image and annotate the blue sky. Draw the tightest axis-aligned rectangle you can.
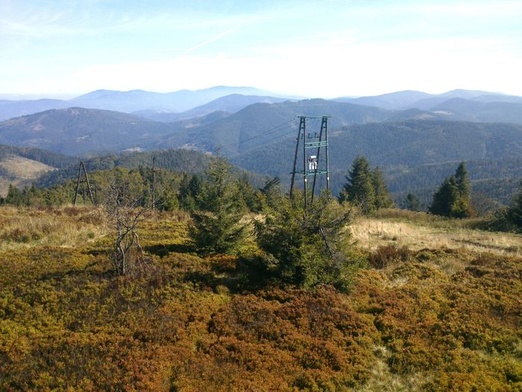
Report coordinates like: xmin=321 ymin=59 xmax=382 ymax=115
xmin=1 ymin=0 xmax=522 ymax=98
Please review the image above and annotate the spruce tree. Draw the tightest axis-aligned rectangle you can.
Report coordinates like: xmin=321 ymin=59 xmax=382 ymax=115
xmin=372 ymin=167 xmax=394 ymax=209
xmin=339 ymin=155 xmax=375 ymax=214
xmin=189 ymin=157 xmax=247 ymax=256
xmin=405 ymin=193 xmax=422 ymax=211
xmin=429 ymin=162 xmax=473 ymax=218
xmin=178 ymin=174 xmax=202 ymax=211
xmin=454 ymin=162 xmax=473 ymax=217
xmin=253 ymin=191 xmax=357 ymax=291
xmin=507 ymin=181 xmax=522 ymax=229
xmin=429 ymin=176 xmax=459 ymax=217
xmin=5 ymin=184 xmax=24 ymax=206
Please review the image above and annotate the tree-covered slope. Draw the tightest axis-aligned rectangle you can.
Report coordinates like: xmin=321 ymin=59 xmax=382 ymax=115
xmin=154 ymin=99 xmax=391 ymax=154
xmin=431 ymin=98 xmax=522 ymax=123
xmin=35 ymin=148 xmax=214 ymax=188
xmin=232 ymin=120 xmax=522 ymax=204
xmin=0 ymin=107 xmax=179 ymax=156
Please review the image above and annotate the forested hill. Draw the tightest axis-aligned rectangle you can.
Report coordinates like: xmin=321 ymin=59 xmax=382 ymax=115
xmin=35 ymin=149 xmax=215 ymax=189
xmin=232 ymin=120 xmax=522 ymax=205
xmin=0 ymin=144 xmax=76 ymax=168
xmin=0 ymin=100 xmax=393 ymax=157
xmin=153 ymin=99 xmax=392 ymax=154
xmin=233 ymin=119 xmax=522 ymax=171
xmin=0 ymin=107 xmax=179 ymax=156
xmin=2 ymin=96 xmax=522 ymax=206
xmin=2 ymin=97 xmax=522 ymax=160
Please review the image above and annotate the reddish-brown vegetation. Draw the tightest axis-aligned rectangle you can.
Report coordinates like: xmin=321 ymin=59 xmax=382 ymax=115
xmin=0 ymin=208 xmax=520 ymax=391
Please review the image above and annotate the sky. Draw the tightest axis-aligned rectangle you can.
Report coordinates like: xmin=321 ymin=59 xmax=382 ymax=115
xmin=1 ymin=0 xmax=522 ymax=99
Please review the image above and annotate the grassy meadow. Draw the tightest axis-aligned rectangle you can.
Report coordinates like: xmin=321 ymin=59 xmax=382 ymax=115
xmin=0 ymin=206 xmax=520 ymax=391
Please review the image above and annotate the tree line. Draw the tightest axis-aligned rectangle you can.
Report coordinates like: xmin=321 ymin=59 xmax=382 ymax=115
xmin=1 ymin=154 xmax=522 ymax=280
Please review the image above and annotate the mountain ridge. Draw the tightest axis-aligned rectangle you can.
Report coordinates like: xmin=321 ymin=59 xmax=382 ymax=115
xmin=2 ymin=87 xmax=521 ymax=123
xmin=1 ymin=90 xmax=522 ymax=207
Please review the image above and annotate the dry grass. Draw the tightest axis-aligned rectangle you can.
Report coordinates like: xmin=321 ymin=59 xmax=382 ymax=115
xmin=356 ymin=349 xmax=430 ymax=392
xmin=0 ymin=206 xmax=108 ymax=251
xmin=351 ymin=209 xmax=521 ymax=257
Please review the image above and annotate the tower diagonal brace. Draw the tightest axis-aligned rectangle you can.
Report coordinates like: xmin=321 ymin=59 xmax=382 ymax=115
xmin=290 ymin=116 xmax=306 ymax=199
xmin=311 ymin=116 xmax=329 ymax=203
xmin=73 ymin=161 xmax=95 ymax=206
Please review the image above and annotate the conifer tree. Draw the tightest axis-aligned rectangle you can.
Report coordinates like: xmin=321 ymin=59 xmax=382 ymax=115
xmin=338 ymin=155 xmax=375 ymax=214
xmin=259 ymin=176 xmax=282 ymax=209
xmin=507 ymin=181 xmax=522 ymax=229
xmin=372 ymin=167 xmax=394 ymax=209
xmin=189 ymin=157 xmax=247 ymax=256
xmin=429 ymin=162 xmax=473 ymax=218
xmin=405 ymin=193 xmax=422 ymax=211
xmin=253 ymin=191 xmax=357 ymax=291
xmin=4 ymin=184 xmax=24 ymax=206
xmin=454 ymin=161 xmax=474 ymax=217
xmin=178 ymin=174 xmax=202 ymax=211
xmin=429 ymin=176 xmax=459 ymax=217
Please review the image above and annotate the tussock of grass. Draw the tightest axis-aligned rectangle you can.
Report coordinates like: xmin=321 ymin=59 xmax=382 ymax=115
xmin=0 ymin=206 xmax=108 ymax=250
xmin=356 ymin=355 xmax=429 ymax=392
xmin=352 ymin=209 xmax=522 ymax=257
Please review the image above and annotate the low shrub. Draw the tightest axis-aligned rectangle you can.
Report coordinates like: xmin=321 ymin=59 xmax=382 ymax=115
xmin=369 ymin=244 xmax=411 ymax=269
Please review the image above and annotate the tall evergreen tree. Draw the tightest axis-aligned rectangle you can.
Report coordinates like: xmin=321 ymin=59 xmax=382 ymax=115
xmin=4 ymin=184 xmax=24 ymax=206
xmin=338 ymin=156 xmax=375 ymax=214
xmin=454 ymin=162 xmax=474 ymax=217
xmin=429 ymin=176 xmax=459 ymax=217
xmin=189 ymin=157 xmax=247 ymax=256
xmin=178 ymin=174 xmax=202 ymax=211
xmin=405 ymin=193 xmax=422 ymax=211
xmin=455 ymin=162 xmax=471 ymax=197
xmin=372 ymin=167 xmax=394 ymax=209
xmin=429 ymin=162 xmax=473 ymax=218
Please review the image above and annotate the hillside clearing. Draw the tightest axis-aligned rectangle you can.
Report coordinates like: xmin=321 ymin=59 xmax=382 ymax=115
xmin=0 ymin=155 xmax=55 ymax=196
xmin=351 ymin=210 xmax=521 ymax=256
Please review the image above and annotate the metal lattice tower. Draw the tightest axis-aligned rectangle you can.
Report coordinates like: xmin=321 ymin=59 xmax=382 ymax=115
xmin=290 ymin=116 xmax=330 ymax=210
xmin=73 ymin=161 xmax=95 ymax=206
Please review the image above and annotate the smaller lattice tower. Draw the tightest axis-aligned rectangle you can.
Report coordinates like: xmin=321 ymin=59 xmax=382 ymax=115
xmin=73 ymin=161 xmax=95 ymax=206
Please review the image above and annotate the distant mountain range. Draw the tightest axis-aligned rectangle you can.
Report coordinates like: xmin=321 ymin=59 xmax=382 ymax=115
xmin=1 ymin=87 xmax=522 ymax=206
xmin=2 ymin=89 xmax=522 ymax=157
xmin=0 ymin=86 xmax=289 ymax=121
xmin=333 ymin=89 xmax=522 ymax=110
xmin=2 ymin=86 xmax=522 ymax=123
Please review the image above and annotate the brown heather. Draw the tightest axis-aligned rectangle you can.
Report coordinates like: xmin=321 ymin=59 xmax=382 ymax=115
xmin=0 ymin=205 xmax=520 ymax=391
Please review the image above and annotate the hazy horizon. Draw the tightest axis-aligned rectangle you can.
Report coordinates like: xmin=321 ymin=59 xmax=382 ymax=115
xmin=0 ymin=85 xmax=518 ymax=103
